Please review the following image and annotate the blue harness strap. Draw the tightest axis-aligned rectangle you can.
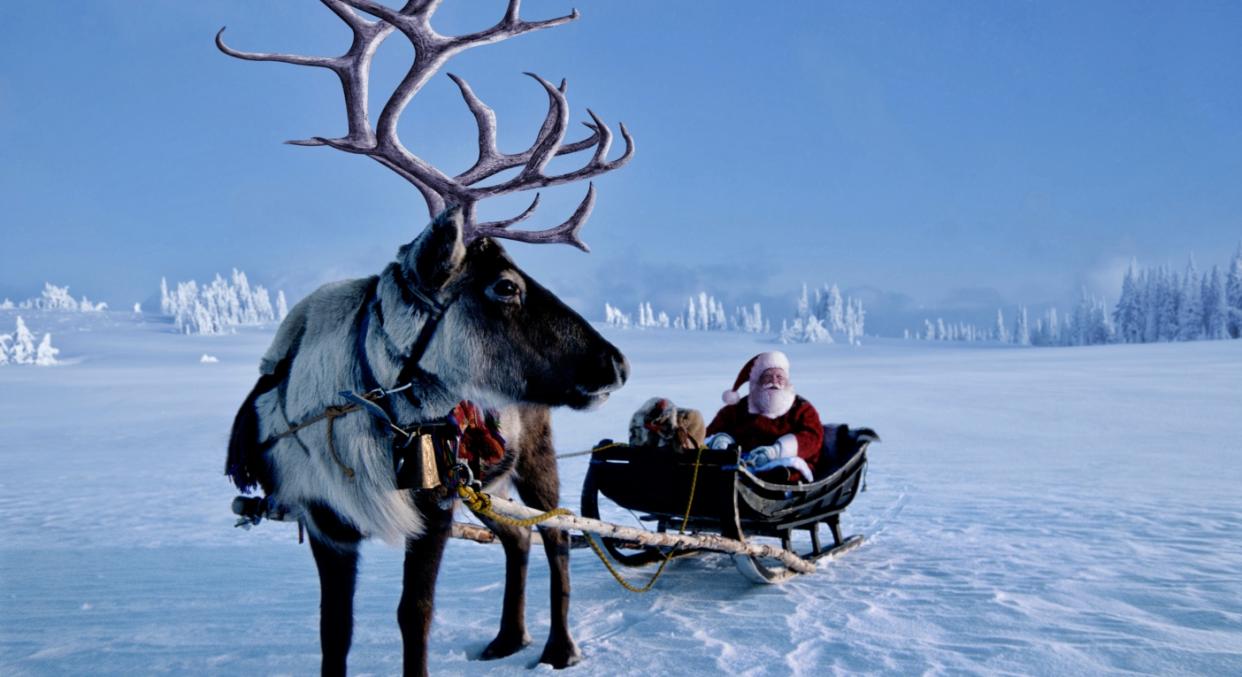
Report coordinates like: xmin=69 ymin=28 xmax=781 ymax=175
xmin=347 ymin=274 xmax=464 ymax=491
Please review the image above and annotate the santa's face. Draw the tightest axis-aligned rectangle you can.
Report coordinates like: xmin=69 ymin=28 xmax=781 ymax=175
xmin=758 ymin=368 xmax=788 ymax=390
xmin=751 ymin=367 xmax=795 ymax=418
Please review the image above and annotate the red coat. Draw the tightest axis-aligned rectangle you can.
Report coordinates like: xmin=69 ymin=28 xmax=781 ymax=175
xmin=706 ymin=396 xmax=824 ymax=473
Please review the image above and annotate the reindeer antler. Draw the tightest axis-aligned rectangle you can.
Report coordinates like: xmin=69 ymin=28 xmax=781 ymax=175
xmin=217 ymin=0 xmax=633 ymax=252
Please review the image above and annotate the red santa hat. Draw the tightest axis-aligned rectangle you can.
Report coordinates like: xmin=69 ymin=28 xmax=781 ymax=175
xmin=722 ymin=351 xmax=790 ymax=405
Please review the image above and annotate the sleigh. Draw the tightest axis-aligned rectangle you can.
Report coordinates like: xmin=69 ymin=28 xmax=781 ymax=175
xmin=577 ymin=424 xmax=878 ymax=583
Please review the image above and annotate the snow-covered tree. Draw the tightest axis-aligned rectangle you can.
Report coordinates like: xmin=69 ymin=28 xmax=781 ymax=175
xmin=844 ymin=298 xmax=865 ymax=345
xmin=36 ymin=283 xmax=76 ymax=311
xmin=35 ymin=333 xmax=59 ymax=366
xmin=779 ymin=315 xmax=833 ymax=344
xmin=995 ymin=309 xmax=1009 ymax=343
xmin=823 ymin=284 xmax=845 ymax=333
xmin=790 ymin=282 xmax=864 ymax=343
xmin=1136 ymin=268 xmax=1158 ymax=342
xmin=1 ymin=317 xmax=58 ymax=366
xmin=1014 ymin=306 xmax=1031 ymax=346
xmin=1064 ymin=290 xmax=1115 ymax=346
xmin=1176 ymin=257 xmax=1203 ymax=341
xmin=160 ymin=277 xmax=172 ymax=315
xmin=160 ymin=269 xmax=285 ymax=335
xmin=627 ymin=302 xmax=670 ymax=329
xmin=1031 ymin=307 xmax=1061 ymax=346
xmin=1045 ymin=307 xmax=1060 ymax=345
xmin=1202 ymin=266 xmax=1229 ymax=340
xmin=734 ymin=303 xmax=765 ymax=333
xmin=15 ymin=283 xmax=107 ymax=312
xmin=1228 ymin=244 xmax=1242 ymax=338
xmin=1158 ymin=268 xmax=1182 ymax=342
xmin=11 ymin=316 xmax=36 ymax=364
xmin=603 ymin=303 xmax=631 ymax=328
xmin=1113 ymin=261 xmax=1144 ymax=343
xmin=277 ymin=290 xmax=289 ymax=321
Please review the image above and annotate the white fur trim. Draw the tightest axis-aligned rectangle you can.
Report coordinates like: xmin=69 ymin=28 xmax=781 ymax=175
xmin=775 ymin=434 xmax=798 ymax=459
xmin=748 ymin=456 xmax=814 ymax=483
xmin=723 ymin=389 xmax=740 ymax=405
xmin=751 ymin=351 xmax=790 ymax=378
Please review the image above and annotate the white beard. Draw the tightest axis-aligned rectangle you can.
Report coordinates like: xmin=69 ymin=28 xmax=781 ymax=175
xmin=749 ymin=384 xmax=796 ymax=418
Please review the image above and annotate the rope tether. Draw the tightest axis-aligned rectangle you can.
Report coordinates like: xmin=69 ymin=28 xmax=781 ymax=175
xmin=457 ymin=444 xmax=707 ymax=593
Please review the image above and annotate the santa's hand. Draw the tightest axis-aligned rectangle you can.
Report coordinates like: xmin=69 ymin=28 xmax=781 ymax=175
xmin=743 ymin=445 xmax=778 ymax=468
xmin=705 ymin=433 xmax=735 ymax=450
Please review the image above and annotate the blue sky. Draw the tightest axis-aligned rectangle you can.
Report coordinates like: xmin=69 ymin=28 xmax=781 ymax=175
xmin=2 ymin=1 xmax=1239 ymax=334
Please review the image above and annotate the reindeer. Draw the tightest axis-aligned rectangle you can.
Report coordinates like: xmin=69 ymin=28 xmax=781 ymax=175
xmin=216 ymin=2 xmax=633 ymax=674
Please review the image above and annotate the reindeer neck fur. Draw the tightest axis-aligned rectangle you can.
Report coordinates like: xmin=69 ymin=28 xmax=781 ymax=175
xmin=363 ymin=264 xmax=458 ymax=423
xmin=368 ymin=259 xmax=526 ymax=418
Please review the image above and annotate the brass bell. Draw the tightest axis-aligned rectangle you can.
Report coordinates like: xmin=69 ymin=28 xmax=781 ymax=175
xmin=414 ymin=433 xmax=442 ymax=490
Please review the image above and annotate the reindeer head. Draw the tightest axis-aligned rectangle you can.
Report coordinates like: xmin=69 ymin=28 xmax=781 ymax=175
xmin=397 ymin=207 xmax=627 ymax=410
xmin=219 ymin=0 xmax=633 ymax=410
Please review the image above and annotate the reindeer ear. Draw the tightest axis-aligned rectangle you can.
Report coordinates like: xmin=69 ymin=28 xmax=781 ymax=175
xmin=401 ymin=206 xmax=466 ymax=291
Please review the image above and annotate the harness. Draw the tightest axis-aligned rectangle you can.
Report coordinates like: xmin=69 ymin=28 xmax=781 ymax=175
xmin=238 ymin=271 xmax=500 ymax=528
xmin=345 ymin=274 xmax=462 ymax=492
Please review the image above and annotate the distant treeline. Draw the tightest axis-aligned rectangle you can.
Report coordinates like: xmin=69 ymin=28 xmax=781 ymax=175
xmin=912 ymin=247 xmax=1242 ymax=346
xmin=602 ymin=282 xmax=868 ymax=345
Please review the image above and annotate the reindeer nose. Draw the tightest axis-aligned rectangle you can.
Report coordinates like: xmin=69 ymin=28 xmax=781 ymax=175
xmin=589 ymin=342 xmax=628 ymax=393
xmin=611 ymin=348 xmax=630 ymax=387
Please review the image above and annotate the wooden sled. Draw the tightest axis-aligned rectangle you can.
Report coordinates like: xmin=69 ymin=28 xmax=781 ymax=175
xmin=579 ymin=425 xmax=878 ymax=583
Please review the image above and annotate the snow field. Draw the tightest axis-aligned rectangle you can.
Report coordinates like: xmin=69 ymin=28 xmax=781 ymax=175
xmin=1 ymin=311 xmax=1240 ymax=675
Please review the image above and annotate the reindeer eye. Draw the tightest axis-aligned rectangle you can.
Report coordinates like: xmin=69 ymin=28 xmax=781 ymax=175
xmin=490 ymin=279 xmax=521 ymax=301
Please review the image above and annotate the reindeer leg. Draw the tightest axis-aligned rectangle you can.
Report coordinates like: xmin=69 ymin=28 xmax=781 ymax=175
xmin=306 ymin=504 xmax=364 ymax=677
xmin=398 ymin=493 xmax=453 ymax=677
xmin=515 ymin=424 xmax=582 ymax=669
xmin=477 ymin=514 xmax=534 ymax=659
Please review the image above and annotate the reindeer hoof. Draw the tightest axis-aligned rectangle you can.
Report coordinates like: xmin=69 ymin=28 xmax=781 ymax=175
xmin=539 ymin=637 xmax=582 ymax=669
xmin=480 ymin=631 xmax=532 ymax=660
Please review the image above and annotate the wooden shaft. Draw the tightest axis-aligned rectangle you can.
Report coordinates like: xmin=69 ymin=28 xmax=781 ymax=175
xmin=450 ymin=522 xmax=496 ymax=544
xmin=479 ymin=495 xmax=817 ymax=574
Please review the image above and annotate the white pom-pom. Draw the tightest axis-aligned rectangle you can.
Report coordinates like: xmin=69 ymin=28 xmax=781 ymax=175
xmin=722 ymin=390 xmax=740 ymax=405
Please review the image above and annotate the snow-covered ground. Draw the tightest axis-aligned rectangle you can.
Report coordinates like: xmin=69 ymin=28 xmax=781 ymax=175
xmin=2 ymin=309 xmax=1240 ymax=675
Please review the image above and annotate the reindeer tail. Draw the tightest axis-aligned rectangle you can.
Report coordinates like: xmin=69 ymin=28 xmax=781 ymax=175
xmin=226 ymin=369 xmax=286 ymax=494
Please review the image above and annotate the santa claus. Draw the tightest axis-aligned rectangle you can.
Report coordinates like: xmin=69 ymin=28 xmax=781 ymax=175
xmin=705 ymin=351 xmax=824 ymax=482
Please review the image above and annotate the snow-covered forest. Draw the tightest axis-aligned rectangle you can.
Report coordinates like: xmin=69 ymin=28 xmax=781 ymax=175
xmin=159 ymin=269 xmax=288 ymax=335
xmin=916 ymin=294 xmax=1114 ymax=347
xmin=605 ymin=292 xmax=770 ymax=333
xmin=913 ymin=248 xmax=1242 ymax=346
xmin=0 ymin=283 xmax=107 ymax=313
xmin=0 ymin=316 xmax=59 ymax=366
xmin=602 ymin=282 xmax=866 ymax=345
xmin=779 ymin=283 xmax=867 ymax=345
xmin=1112 ymin=253 xmax=1241 ymax=343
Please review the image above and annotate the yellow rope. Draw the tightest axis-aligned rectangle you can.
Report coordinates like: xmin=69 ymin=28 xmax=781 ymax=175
xmin=593 ymin=444 xmax=705 ymax=592
xmin=457 ymin=484 xmax=572 ymax=528
xmin=457 ymin=444 xmax=707 ymax=593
